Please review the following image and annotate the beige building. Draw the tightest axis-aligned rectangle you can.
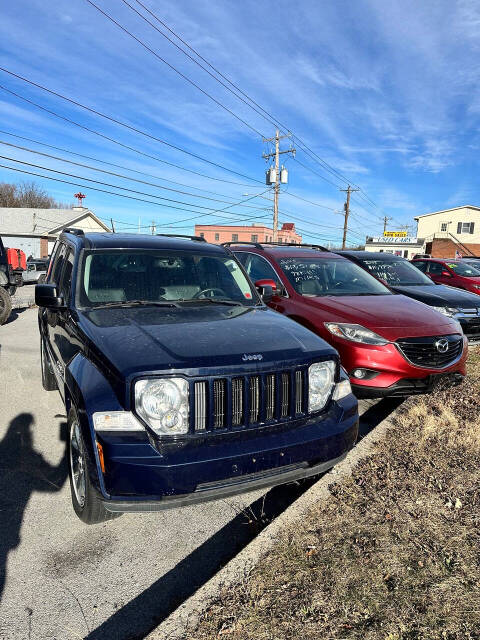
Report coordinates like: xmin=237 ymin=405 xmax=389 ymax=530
xmin=415 ymin=205 xmax=480 ymax=243
xmin=0 ymin=206 xmax=111 ymax=258
xmin=414 ymin=205 xmax=480 ymax=258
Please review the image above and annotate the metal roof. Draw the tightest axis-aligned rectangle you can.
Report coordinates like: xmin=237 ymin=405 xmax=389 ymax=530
xmin=414 ymin=205 xmax=480 ymax=220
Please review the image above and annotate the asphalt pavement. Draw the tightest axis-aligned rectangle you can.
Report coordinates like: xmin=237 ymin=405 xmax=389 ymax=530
xmin=0 ymin=307 xmax=399 ymax=640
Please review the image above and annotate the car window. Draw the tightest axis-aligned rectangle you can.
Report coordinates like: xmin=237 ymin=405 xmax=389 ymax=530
xmin=444 ymin=261 xmax=480 ymax=277
xmin=427 ymin=262 xmax=445 ymax=275
xmin=59 ymin=249 xmax=74 ymax=302
xmin=362 ymin=259 xmax=433 ymax=286
xmin=77 ymin=250 xmax=259 ymax=307
xmin=278 ymin=257 xmax=392 ymax=297
xmin=412 ymin=261 xmax=427 ymax=272
xmin=234 ymin=252 xmax=249 ymax=266
xmin=50 ymin=244 xmax=67 ymax=284
xmin=245 ymin=254 xmax=279 ymax=285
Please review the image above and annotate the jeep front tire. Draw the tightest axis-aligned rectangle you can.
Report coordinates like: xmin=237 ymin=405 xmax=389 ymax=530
xmin=68 ymin=407 xmax=120 ymax=524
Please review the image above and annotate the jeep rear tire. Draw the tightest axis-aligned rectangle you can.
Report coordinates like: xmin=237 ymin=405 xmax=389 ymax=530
xmin=41 ymin=339 xmax=57 ymax=391
xmin=0 ymin=287 xmax=12 ymax=325
xmin=68 ymin=407 xmax=120 ymax=525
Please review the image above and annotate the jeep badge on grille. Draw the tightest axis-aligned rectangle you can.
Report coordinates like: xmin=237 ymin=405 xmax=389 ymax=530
xmin=242 ymin=353 xmax=263 ymax=361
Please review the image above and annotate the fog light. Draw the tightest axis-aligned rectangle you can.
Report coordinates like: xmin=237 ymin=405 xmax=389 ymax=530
xmin=353 ymin=368 xmax=367 ymax=379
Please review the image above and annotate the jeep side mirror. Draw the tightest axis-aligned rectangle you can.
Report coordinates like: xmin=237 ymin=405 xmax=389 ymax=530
xmin=35 ymin=283 xmax=65 ymax=309
xmin=254 ymin=279 xmax=275 ymax=303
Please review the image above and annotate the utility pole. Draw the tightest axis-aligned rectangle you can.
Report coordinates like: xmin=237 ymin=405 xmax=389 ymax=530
xmin=150 ymin=220 xmax=156 ymax=235
xmin=339 ymin=185 xmax=359 ymax=249
xmin=262 ymin=130 xmax=295 ymax=241
xmin=383 ymin=215 xmax=393 ymax=233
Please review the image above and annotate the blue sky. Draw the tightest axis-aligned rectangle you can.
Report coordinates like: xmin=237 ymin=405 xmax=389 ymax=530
xmin=0 ymin=0 xmax=479 ymax=245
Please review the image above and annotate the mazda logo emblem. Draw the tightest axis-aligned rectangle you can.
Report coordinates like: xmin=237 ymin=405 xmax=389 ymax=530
xmin=435 ymin=338 xmax=449 ymax=353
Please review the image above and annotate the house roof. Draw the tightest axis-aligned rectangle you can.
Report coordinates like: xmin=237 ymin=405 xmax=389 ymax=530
xmin=414 ymin=205 xmax=480 ymax=221
xmin=0 ymin=207 xmax=111 ymax=235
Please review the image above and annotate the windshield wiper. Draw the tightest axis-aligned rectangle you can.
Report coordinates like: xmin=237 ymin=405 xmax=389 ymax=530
xmin=179 ymin=298 xmax=244 ymax=306
xmin=89 ymin=300 xmax=179 ymax=309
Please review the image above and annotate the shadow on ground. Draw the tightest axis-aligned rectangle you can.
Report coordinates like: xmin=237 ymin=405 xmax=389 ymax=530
xmin=84 ymin=397 xmax=402 ymax=640
xmin=0 ymin=413 xmax=68 ymax=601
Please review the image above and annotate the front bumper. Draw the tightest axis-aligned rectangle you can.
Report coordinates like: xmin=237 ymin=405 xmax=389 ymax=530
xmin=352 ymin=371 xmax=465 ymax=398
xmin=95 ymin=396 xmax=358 ymax=511
xmin=104 ymin=452 xmax=348 ymax=512
xmin=335 ymin=335 xmax=467 ymax=396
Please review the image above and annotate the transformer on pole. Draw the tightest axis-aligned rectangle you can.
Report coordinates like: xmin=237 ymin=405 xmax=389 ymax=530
xmin=262 ymin=131 xmax=296 ymax=241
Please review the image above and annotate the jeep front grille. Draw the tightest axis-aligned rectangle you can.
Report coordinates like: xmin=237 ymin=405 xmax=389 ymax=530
xmin=192 ymin=368 xmax=307 ymax=432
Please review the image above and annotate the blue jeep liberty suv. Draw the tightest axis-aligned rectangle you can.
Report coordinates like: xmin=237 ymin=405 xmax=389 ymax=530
xmin=36 ymin=230 xmax=359 ymax=523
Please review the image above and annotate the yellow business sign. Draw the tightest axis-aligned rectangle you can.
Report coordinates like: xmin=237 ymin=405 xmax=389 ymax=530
xmin=384 ymin=231 xmax=407 ymax=237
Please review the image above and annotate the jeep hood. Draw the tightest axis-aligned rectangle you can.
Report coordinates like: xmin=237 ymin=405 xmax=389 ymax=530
xmin=77 ymin=304 xmax=335 ymax=378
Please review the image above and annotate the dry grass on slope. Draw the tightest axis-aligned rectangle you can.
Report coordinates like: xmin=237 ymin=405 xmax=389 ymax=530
xmin=195 ymin=351 xmax=480 ymax=640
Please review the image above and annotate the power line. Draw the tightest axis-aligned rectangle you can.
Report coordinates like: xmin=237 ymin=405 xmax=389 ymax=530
xmin=120 ymin=0 xmax=285 ymax=134
xmin=127 ymin=0 xmax=359 ymax=190
xmin=83 ymin=0 xmax=266 ymax=138
xmin=0 ymin=67 xmax=263 ymax=184
xmin=0 ymin=85 xmax=259 ymax=189
xmin=0 ymin=139 xmax=267 ymax=209
xmin=111 ymin=1 xmax=391 ymax=216
xmin=291 ymin=157 xmax=342 ymax=189
xmin=0 ymin=161 xmax=271 ymax=222
xmin=0 ymin=129 xmax=251 ymax=198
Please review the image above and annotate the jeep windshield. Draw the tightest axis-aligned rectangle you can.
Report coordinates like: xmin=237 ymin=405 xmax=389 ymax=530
xmin=279 ymin=257 xmax=392 ymax=297
xmin=77 ymin=249 xmax=259 ymax=308
xmin=361 ymin=258 xmax=434 ymax=286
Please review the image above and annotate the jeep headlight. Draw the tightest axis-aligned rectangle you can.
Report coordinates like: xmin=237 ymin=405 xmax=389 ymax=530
xmin=135 ymin=378 xmax=189 ymax=436
xmin=308 ymin=361 xmax=335 ymax=413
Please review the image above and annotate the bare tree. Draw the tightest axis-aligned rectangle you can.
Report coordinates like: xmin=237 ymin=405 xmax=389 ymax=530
xmin=0 ymin=182 xmax=73 ymax=208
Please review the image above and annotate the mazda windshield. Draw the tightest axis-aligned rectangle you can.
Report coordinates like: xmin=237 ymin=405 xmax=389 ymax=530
xmin=360 ymin=258 xmax=434 ymax=286
xmin=77 ymin=250 xmax=259 ymax=308
xmin=279 ymin=257 xmax=392 ymax=296
xmin=444 ymin=261 xmax=480 ymax=277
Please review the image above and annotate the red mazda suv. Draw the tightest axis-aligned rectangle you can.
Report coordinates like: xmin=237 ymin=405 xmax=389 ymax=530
xmin=230 ymin=243 xmax=467 ymax=398
xmin=411 ymin=258 xmax=480 ymax=295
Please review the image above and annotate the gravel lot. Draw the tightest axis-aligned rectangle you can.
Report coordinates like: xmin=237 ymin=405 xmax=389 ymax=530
xmin=0 ymin=308 xmax=395 ymax=640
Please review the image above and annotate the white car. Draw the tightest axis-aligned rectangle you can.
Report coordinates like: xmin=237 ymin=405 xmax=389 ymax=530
xmin=23 ymin=260 xmax=48 ymax=284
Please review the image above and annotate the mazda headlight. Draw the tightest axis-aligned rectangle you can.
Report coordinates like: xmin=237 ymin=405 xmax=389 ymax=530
xmin=135 ymin=378 xmax=189 ymax=436
xmin=309 ymin=361 xmax=335 ymax=413
xmin=432 ymin=306 xmax=459 ymax=317
xmin=324 ymin=323 xmax=389 ymax=346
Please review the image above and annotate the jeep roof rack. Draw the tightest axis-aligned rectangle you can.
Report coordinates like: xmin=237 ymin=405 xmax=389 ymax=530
xmin=222 ymin=241 xmax=263 ymax=249
xmin=222 ymin=241 xmax=329 ymax=252
xmin=157 ymin=233 xmax=206 ymax=242
xmin=62 ymin=227 xmax=85 ymax=236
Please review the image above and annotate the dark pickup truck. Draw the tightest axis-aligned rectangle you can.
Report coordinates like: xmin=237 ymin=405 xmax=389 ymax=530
xmin=36 ymin=230 xmax=358 ymax=524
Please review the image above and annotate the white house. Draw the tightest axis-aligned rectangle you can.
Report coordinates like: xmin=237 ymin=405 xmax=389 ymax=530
xmin=0 ymin=206 xmax=111 ymax=257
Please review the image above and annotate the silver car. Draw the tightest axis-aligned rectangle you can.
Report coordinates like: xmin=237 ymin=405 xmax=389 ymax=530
xmin=23 ymin=260 xmax=48 ymax=284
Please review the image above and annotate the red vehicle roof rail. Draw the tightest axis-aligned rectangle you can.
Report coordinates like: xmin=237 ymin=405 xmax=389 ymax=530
xmin=222 ymin=241 xmax=330 ymax=252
